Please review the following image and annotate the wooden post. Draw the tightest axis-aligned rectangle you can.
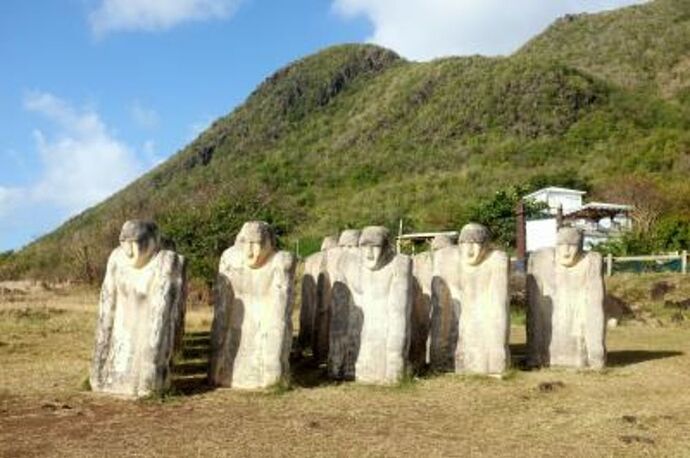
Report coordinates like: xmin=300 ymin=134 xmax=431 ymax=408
xmin=515 ymin=200 xmax=526 ymax=272
xmin=682 ymin=250 xmax=688 ymax=274
xmin=396 ymin=218 xmax=403 ymax=254
xmin=556 ymin=204 xmax=564 ymax=229
xmin=606 ymin=253 xmax=613 ymax=277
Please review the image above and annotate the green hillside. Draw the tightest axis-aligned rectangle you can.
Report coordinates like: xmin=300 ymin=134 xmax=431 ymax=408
xmin=2 ymin=0 xmax=689 ymax=285
xmin=518 ymin=0 xmax=690 ymax=97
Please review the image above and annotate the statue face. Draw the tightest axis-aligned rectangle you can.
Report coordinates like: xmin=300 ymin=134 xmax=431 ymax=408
xmin=362 ymin=244 xmax=385 ymax=271
xmin=241 ymin=237 xmax=272 ymax=269
xmin=556 ymin=243 xmax=581 ymax=267
xmin=120 ymin=237 xmax=156 ymax=269
xmin=460 ymin=242 xmax=486 ymax=267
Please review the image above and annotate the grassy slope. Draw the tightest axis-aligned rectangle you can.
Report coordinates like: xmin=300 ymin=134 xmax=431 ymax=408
xmin=518 ymin=0 xmax=690 ymax=97
xmin=2 ymin=0 xmax=690 ymax=284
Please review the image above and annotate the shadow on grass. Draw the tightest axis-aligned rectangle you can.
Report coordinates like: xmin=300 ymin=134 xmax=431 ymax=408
xmin=289 ymin=353 xmax=337 ymax=389
xmin=509 ymin=343 xmax=683 ymax=369
xmin=607 ymin=350 xmax=683 ymax=367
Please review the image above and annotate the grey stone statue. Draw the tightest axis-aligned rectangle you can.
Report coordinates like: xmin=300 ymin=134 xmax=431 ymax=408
xmin=431 ymin=223 xmax=510 ymax=375
xmin=350 ymin=226 xmax=413 ymax=384
xmin=90 ymin=220 xmax=187 ymax=398
xmin=326 ymin=229 xmax=362 ymax=377
xmin=527 ymin=227 xmax=606 ymax=369
xmin=298 ymin=236 xmax=338 ymax=355
xmin=410 ymin=234 xmax=453 ymax=371
xmin=209 ymin=221 xmax=296 ymax=389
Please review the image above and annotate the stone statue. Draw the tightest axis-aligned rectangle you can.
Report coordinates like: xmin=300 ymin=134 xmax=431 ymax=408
xmin=527 ymin=227 xmax=606 ymax=369
xmin=432 ymin=223 xmax=510 ymax=375
xmin=209 ymin=221 xmax=296 ymax=389
xmin=90 ymin=220 xmax=187 ymax=398
xmin=326 ymin=229 xmax=361 ymax=376
xmin=410 ymin=234 xmax=453 ymax=371
xmin=298 ymin=235 xmax=338 ymax=355
xmin=349 ymin=226 xmax=413 ymax=384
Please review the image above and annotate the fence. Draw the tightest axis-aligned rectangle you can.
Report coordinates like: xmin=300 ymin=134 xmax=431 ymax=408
xmin=604 ymin=251 xmax=688 ymax=276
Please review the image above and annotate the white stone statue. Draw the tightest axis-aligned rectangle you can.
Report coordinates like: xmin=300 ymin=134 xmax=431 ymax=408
xmin=432 ymin=224 xmax=510 ymax=375
xmin=298 ymin=236 xmax=338 ymax=355
xmin=326 ymin=229 xmax=361 ymax=376
xmin=410 ymin=234 xmax=453 ymax=371
xmin=349 ymin=226 xmax=413 ymax=384
xmin=209 ymin=221 xmax=296 ymax=389
xmin=527 ymin=227 xmax=606 ymax=369
xmin=90 ymin=220 xmax=187 ymax=398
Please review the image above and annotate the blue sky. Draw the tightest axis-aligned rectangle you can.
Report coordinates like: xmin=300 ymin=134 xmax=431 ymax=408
xmin=0 ymin=0 xmax=644 ymax=251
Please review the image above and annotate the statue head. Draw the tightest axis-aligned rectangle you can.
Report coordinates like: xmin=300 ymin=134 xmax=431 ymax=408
xmin=338 ymin=229 xmax=361 ymax=249
xmin=431 ymin=234 xmax=453 ymax=251
xmin=235 ymin=221 xmax=275 ymax=269
xmin=119 ymin=220 xmax=160 ymax=269
xmin=321 ymin=236 xmax=338 ymax=251
xmin=556 ymin=227 xmax=583 ymax=267
xmin=458 ymin=223 xmax=490 ymax=267
xmin=359 ymin=226 xmax=393 ymax=271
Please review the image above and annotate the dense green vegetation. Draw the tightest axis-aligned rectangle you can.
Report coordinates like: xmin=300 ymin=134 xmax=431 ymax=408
xmin=1 ymin=0 xmax=689 ymax=285
xmin=518 ymin=0 xmax=690 ymax=96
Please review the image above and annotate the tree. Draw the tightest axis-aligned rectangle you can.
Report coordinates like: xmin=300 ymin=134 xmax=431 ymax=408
xmin=468 ymin=186 xmax=547 ymax=249
xmin=597 ymin=175 xmax=668 ymax=234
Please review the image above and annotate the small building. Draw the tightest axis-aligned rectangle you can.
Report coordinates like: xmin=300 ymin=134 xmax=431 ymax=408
xmin=524 ymin=187 xmax=586 ymax=215
xmin=525 ymin=187 xmax=632 ymax=252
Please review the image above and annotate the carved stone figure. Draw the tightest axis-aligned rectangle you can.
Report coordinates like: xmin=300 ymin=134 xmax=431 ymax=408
xmin=298 ymin=236 xmax=338 ymax=355
xmin=410 ymin=234 xmax=453 ymax=371
xmin=349 ymin=226 xmax=413 ymax=384
xmin=432 ymin=223 xmax=510 ymax=375
xmin=326 ymin=229 xmax=361 ymax=375
xmin=527 ymin=227 xmax=606 ymax=369
xmin=209 ymin=221 xmax=296 ymax=389
xmin=90 ymin=220 xmax=187 ymax=398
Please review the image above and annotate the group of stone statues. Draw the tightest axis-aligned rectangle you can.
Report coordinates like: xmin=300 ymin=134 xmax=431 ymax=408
xmin=89 ymin=219 xmax=606 ymax=398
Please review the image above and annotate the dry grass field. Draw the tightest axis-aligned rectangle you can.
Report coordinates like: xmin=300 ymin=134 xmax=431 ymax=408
xmin=1 ymin=277 xmax=689 ymax=457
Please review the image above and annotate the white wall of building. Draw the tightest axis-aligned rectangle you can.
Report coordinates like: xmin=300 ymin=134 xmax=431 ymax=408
xmin=526 ymin=218 xmax=558 ymax=252
xmin=529 ymin=189 xmax=584 ymax=215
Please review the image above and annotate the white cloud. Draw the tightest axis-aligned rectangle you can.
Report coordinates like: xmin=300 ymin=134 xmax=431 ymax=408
xmin=130 ymin=101 xmax=159 ymax=130
xmin=333 ymin=0 xmax=647 ymax=60
xmin=90 ymin=0 xmax=242 ymax=35
xmin=22 ymin=91 xmax=145 ymax=213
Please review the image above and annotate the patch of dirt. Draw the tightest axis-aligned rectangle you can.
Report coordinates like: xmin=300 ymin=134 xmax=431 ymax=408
xmin=537 ymin=381 xmax=565 ymax=393
xmin=0 ymin=308 xmax=67 ymax=321
xmin=605 ymin=294 xmax=635 ymax=321
xmin=650 ymin=281 xmax=675 ymax=301
xmin=621 ymin=415 xmax=638 ymax=424
xmin=619 ymin=435 xmax=655 ymax=446
xmin=664 ymin=298 xmax=690 ymax=311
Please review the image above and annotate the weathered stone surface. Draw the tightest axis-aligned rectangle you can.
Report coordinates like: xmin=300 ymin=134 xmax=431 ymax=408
xmin=410 ymin=235 xmax=453 ymax=371
xmin=431 ymin=223 xmax=510 ymax=375
xmin=298 ymin=236 xmax=338 ymax=354
xmin=90 ymin=220 xmax=187 ymax=398
xmin=326 ymin=230 xmax=361 ymax=376
xmin=527 ymin=227 xmax=606 ymax=369
xmin=345 ymin=226 xmax=412 ymax=384
xmin=209 ymin=221 xmax=296 ymax=389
